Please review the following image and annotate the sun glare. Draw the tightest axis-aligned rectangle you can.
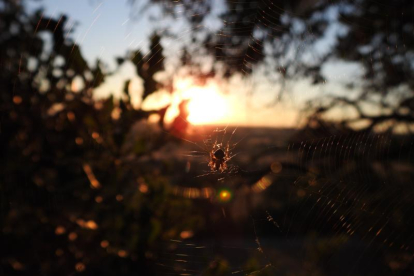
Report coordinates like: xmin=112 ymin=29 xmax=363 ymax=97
xmin=184 ymin=86 xmax=228 ymax=125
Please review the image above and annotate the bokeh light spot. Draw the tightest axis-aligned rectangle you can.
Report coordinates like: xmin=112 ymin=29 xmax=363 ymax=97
xmin=75 ymin=137 xmax=83 ymax=145
xmin=95 ymin=196 xmax=103 ymax=203
xmin=100 ymin=240 xmax=109 ymax=248
xmin=68 ymin=232 xmax=78 ymax=241
xmin=271 ymin=162 xmax=282 ymax=173
xmin=75 ymin=262 xmax=85 ymax=272
xmin=118 ymin=250 xmax=128 ymax=258
xmin=180 ymin=230 xmax=194 ymax=239
xmin=139 ymin=184 xmax=148 ymax=193
xmin=218 ymin=189 xmax=232 ymax=202
xmin=55 ymin=226 xmax=66 ymax=235
xmin=13 ymin=96 xmax=22 ymax=105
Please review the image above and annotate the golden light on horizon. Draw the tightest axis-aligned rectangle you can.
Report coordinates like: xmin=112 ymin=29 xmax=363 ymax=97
xmin=184 ymin=86 xmax=228 ymax=125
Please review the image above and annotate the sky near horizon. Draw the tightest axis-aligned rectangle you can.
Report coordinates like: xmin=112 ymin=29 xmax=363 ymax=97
xmin=26 ymin=0 xmax=359 ymax=128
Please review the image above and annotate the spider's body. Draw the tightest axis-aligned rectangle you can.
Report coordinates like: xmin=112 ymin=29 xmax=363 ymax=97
xmin=214 ymin=148 xmax=225 ymax=159
xmin=209 ymin=145 xmax=229 ymax=172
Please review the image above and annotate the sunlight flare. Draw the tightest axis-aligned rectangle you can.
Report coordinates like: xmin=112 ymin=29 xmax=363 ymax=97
xmin=183 ymin=86 xmax=228 ymax=125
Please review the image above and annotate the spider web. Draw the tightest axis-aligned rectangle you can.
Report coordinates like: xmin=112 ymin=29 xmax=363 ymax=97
xmin=156 ymin=128 xmax=414 ymax=275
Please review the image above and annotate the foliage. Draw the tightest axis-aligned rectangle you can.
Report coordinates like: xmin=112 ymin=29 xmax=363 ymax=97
xmin=0 ymin=0 xmax=202 ymax=274
xmin=144 ymin=0 xmax=414 ymax=132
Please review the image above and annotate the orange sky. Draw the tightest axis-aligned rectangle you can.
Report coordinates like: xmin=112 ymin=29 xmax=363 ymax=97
xmin=93 ymin=63 xmax=307 ymax=128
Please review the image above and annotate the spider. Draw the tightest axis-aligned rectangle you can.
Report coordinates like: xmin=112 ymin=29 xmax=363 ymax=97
xmin=209 ymin=142 xmax=230 ymax=173
xmin=208 ymin=127 xmax=240 ymax=173
xmin=183 ymin=128 xmax=238 ymax=175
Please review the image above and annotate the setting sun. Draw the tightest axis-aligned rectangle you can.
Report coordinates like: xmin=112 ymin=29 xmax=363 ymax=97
xmin=184 ymin=86 xmax=228 ymax=125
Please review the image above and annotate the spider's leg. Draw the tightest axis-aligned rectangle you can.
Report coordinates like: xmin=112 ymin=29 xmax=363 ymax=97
xmin=214 ymin=159 xmax=221 ymax=171
xmin=214 ymin=128 xmax=219 ymax=147
xmin=221 ymin=162 xmax=227 ymax=173
xmin=213 ymin=133 xmax=218 ymax=150
xmin=209 ymin=152 xmax=214 ymax=170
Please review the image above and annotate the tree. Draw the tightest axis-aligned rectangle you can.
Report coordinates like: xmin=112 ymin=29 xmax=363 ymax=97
xmin=143 ymin=0 xmax=414 ymax=132
xmin=0 ymin=0 xmax=202 ymax=274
